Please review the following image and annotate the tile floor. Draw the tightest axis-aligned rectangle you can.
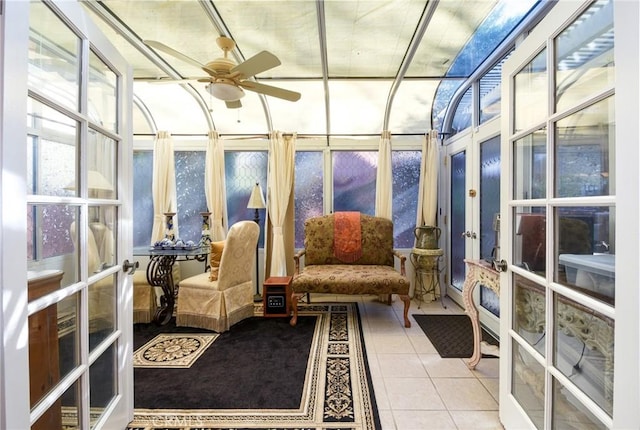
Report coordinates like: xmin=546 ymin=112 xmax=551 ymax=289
xmin=313 ymin=294 xmax=503 ymax=430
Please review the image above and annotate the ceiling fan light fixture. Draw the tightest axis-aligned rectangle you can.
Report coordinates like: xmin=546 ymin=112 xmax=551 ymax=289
xmin=207 ymin=82 xmax=245 ymax=101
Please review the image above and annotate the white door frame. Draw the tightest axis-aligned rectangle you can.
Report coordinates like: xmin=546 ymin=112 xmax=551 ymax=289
xmin=0 ymin=1 xmax=134 ymax=428
xmin=499 ymin=1 xmax=640 ymax=428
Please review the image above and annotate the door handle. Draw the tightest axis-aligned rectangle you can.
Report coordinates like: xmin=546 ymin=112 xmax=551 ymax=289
xmin=122 ymin=259 xmax=139 ymax=275
xmin=493 ymin=259 xmax=508 ymax=272
xmin=461 ymin=231 xmax=477 ymax=239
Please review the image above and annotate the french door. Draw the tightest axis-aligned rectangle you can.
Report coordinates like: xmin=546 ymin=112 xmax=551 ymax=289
xmin=2 ymin=1 xmax=134 ymax=429
xmin=499 ymin=1 xmax=639 ymax=428
xmin=444 ymin=120 xmax=501 ymax=336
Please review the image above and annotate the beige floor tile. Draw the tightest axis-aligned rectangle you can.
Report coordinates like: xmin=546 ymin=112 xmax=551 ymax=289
xmin=393 ymin=410 xmax=457 ymax=430
xmin=432 ymin=378 xmax=499 ymax=410
xmin=407 ymin=334 xmax=437 ymax=354
xmin=449 ymin=410 xmax=504 ymax=429
xmin=378 ymin=408 xmax=397 ymax=430
xmin=384 ymin=377 xmax=446 ymax=410
xmin=377 ymin=353 xmax=429 ymax=378
xmin=373 ymin=376 xmax=392 ymax=410
xmin=479 ymin=378 xmax=499 ymax=402
xmin=420 ymin=354 xmax=475 ymax=378
xmin=370 ymin=334 xmax=416 ymax=353
xmin=471 ymin=357 xmax=500 ymax=378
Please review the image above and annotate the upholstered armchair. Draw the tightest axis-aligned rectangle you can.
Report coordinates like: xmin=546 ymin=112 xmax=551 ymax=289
xmin=176 ymin=220 xmax=259 ymax=332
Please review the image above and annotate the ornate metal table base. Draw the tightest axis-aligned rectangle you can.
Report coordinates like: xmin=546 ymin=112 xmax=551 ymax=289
xmin=134 ymin=246 xmax=209 ymax=325
xmin=146 ymin=255 xmax=178 ymax=325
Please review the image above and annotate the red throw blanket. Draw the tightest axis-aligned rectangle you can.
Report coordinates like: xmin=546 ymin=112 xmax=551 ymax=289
xmin=334 ymin=211 xmax=363 ymax=263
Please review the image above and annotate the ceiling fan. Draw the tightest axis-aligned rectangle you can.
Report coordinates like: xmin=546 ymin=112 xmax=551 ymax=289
xmin=143 ymin=36 xmax=301 ymax=109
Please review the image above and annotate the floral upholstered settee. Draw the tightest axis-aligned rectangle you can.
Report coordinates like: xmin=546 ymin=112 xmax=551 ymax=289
xmin=291 ymin=213 xmax=411 ymax=328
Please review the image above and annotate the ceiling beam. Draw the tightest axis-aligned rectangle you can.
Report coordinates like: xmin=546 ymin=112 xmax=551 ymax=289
xmin=383 ymin=0 xmax=439 ymax=132
xmin=316 ymin=0 xmax=330 ymax=141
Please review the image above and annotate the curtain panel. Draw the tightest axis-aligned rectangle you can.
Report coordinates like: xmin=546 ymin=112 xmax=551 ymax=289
xmin=416 ymin=130 xmax=439 ymax=227
xmin=266 ymin=131 xmax=296 ymax=277
xmin=150 ymin=130 xmax=177 ymax=243
xmin=205 ymin=130 xmax=228 ymax=241
xmin=375 ymin=130 xmax=393 ymax=220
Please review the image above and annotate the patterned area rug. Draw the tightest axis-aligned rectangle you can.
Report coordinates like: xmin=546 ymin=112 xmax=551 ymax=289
xmin=128 ymin=302 xmax=380 ymax=430
xmin=133 ymin=333 xmax=219 ymax=368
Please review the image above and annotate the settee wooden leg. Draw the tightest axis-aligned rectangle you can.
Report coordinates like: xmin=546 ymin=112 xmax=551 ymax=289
xmin=400 ymin=294 xmax=411 ymax=328
xmin=290 ymin=292 xmax=304 ymax=326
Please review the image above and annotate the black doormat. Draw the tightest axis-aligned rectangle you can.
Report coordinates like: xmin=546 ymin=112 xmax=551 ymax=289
xmin=412 ymin=313 xmax=499 ymax=359
xmin=130 ymin=303 xmax=381 ymax=430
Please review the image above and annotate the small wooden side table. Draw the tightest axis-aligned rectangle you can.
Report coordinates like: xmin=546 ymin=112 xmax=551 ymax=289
xmin=263 ymin=276 xmax=292 ymax=317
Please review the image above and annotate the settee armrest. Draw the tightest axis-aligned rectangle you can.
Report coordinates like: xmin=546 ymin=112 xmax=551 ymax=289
xmin=293 ymin=249 xmax=306 ymax=275
xmin=392 ymin=250 xmax=407 ymax=276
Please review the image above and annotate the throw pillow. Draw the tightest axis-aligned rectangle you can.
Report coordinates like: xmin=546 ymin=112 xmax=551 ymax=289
xmin=208 ymin=240 xmax=225 ymax=281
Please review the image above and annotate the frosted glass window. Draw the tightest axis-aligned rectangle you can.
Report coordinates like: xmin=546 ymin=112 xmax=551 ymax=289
xmin=133 ymin=151 xmax=153 ymax=247
xmin=450 ymin=151 xmax=466 ymax=291
xmin=479 ymin=136 xmax=501 ymax=316
xmin=225 ymin=152 xmax=268 ymax=247
xmin=175 ymin=151 xmax=206 ymax=244
xmin=332 ymin=151 xmax=377 ymax=215
xmin=294 ymin=151 xmax=323 ymax=248
xmin=392 ymin=151 xmax=421 ymax=248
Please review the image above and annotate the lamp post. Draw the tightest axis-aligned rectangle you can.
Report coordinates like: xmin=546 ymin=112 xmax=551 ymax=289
xmin=247 ymin=182 xmax=266 ymax=302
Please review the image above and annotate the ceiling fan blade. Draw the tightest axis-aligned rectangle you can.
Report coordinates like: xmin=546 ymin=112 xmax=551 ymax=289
xmin=231 ymin=51 xmax=281 ymax=78
xmin=143 ymin=40 xmax=206 ymax=70
xmin=225 ymin=100 xmax=242 ymax=109
xmin=239 ymin=81 xmax=301 ymax=102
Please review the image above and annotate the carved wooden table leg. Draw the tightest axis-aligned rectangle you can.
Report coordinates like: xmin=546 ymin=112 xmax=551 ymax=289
xmin=399 ymin=294 xmax=411 ymax=328
xmin=462 ymin=259 xmax=500 ymax=369
xmin=289 ymin=292 xmax=305 ymax=326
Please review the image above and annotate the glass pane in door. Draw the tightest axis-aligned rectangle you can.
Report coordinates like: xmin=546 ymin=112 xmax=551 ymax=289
xmin=479 ymin=136 xmax=501 ymax=316
xmin=512 ymin=340 xmax=545 ymax=429
xmin=450 ymin=150 xmax=466 ymax=291
xmin=554 ymin=293 xmax=614 ymax=416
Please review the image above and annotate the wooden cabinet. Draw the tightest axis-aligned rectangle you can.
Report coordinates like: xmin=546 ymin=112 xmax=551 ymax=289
xmin=28 ymin=270 xmax=63 ymax=430
xmin=263 ymin=276 xmax=292 ymax=317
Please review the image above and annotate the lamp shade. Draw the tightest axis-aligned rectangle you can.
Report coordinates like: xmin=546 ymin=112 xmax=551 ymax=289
xmin=206 ymin=82 xmax=245 ymax=101
xmin=64 ymin=170 xmax=114 ymax=192
xmin=247 ymin=182 xmax=266 ymax=209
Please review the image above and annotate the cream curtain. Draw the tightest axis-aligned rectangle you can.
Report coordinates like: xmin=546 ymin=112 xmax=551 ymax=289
xmin=416 ymin=130 xmax=439 ymax=227
xmin=375 ymin=130 xmax=393 ymax=220
xmin=205 ymin=130 xmax=228 ymax=241
xmin=150 ymin=130 xmax=177 ymax=243
xmin=266 ymin=131 xmax=295 ymax=277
